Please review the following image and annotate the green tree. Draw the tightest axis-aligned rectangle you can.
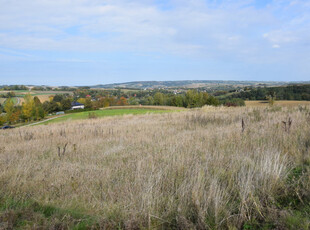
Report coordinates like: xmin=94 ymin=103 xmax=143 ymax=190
xmin=147 ymin=96 xmax=154 ymax=105
xmin=61 ymin=98 xmax=72 ymax=110
xmin=129 ymin=97 xmax=139 ymax=105
xmin=154 ymin=92 xmax=164 ymax=105
xmin=4 ymin=98 xmax=14 ymax=124
xmin=206 ymin=96 xmax=220 ymax=106
xmin=267 ymin=92 xmax=276 ymax=106
xmin=53 ymin=94 xmax=64 ymax=102
xmin=33 ymin=96 xmax=45 ymax=120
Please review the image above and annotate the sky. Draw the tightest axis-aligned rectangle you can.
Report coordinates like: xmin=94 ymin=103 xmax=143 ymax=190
xmin=0 ymin=0 xmax=309 ymax=86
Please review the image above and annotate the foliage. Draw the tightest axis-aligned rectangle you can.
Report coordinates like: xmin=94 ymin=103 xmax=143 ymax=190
xmin=4 ymin=98 xmax=14 ymax=123
xmin=221 ymin=98 xmax=245 ymax=107
xmin=19 ymin=94 xmax=46 ymax=122
xmin=117 ymin=97 xmax=128 ymax=106
xmin=154 ymin=92 xmax=164 ymax=105
xmin=22 ymin=94 xmax=35 ymax=121
xmin=0 ymin=115 xmax=5 ymax=126
xmin=267 ymin=92 xmax=276 ymax=106
xmin=0 ymin=85 xmax=28 ymax=90
xmin=223 ymin=84 xmax=310 ymax=101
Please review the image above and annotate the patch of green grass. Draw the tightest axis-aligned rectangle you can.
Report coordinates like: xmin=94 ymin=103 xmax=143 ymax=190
xmin=11 ymin=97 xmax=17 ymax=105
xmin=242 ymin=220 xmax=275 ymax=230
xmin=284 ymin=209 xmax=310 ymax=230
xmin=0 ymin=195 xmax=98 ymax=229
xmin=44 ymin=108 xmax=175 ymax=124
xmin=0 ymin=97 xmax=18 ymax=106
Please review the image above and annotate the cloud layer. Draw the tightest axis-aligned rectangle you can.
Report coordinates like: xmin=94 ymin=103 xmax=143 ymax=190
xmin=0 ymin=0 xmax=309 ymax=84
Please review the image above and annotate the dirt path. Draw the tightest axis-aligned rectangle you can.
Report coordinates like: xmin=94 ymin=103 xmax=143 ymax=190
xmin=21 ymin=115 xmax=66 ymax=127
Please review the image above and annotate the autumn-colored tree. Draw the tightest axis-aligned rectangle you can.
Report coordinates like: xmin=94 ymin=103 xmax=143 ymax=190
xmin=117 ymin=97 xmax=128 ymax=106
xmin=85 ymin=97 xmax=93 ymax=109
xmin=96 ymin=97 xmax=105 ymax=108
xmin=9 ymin=109 xmax=21 ymax=123
xmin=77 ymin=98 xmax=86 ymax=105
xmin=22 ymin=94 xmax=35 ymax=122
xmin=103 ymin=98 xmax=110 ymax=107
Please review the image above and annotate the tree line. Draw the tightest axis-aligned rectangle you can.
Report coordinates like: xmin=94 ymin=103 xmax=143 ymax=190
xmin=225 ymin=84 xmax=310 ymax=101
xmin=0 ymin=94 xmax=45 ymax=125
xmin=0 ymin=89 xmax=245 ymax=126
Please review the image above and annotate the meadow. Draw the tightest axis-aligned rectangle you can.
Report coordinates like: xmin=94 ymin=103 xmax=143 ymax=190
xmin=0 ymin=105 xmax=309 ymax=229
xmin=42 ymin=107 xmax=179 ymax=125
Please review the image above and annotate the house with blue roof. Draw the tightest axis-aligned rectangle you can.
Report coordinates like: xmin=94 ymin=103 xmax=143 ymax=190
xmin=71 ymin=102 xmax=85 ymax=110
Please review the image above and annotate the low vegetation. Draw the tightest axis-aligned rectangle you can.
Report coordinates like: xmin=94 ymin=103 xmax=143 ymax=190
xmin=43 ymin=108 xmax=178 ymax=124
xmin=1 ymin=105 xmax=309 ymax=229
xmin=245 ymin=100 xmax=310 ymax=107
xmin=221 ymin=84 xmax=310 ymax=101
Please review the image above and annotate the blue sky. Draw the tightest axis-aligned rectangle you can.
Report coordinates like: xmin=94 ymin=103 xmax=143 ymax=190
xmin=0 ymin=0 xmax=309 ymax=86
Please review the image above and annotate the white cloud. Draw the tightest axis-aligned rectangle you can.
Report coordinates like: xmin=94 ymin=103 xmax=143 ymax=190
xmin=0 ymin=0 xmax=309 ymax=64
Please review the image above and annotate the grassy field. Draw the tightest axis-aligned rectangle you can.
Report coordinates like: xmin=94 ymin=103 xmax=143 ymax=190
xmin=0 ymin=98 xmax=6 ymax=105
xmin=0 ymin=97 xmax=18 ymax=105
xmin=1 ymin=106 xmax=310 ymax=229
xmin=42 ymin=108 xmax=177 ymax=125
xmin=101 ymin=105 xmax=185 ymax=110
xmin=0 ymin=90 xmax=72 ymax=105
xmin=246 ymin=100 xmax=310 ymax=107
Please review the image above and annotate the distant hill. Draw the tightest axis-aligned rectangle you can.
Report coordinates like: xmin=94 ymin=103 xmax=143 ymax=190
xmin=90 ymin=80 xmax=307 ymax=90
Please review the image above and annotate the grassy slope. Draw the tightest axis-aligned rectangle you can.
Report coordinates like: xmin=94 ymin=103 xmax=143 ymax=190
xmin=43 ymin=108 xmax=175 ymax=124
xmin=1 ymin=106 xmax=309 ymax=229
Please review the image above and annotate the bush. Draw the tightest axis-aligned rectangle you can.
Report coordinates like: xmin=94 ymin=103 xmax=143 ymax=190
xmin=222 ymin=98 xmax=245 ymax=107
xmin=88 ymin=112 xmax=98 ymax=119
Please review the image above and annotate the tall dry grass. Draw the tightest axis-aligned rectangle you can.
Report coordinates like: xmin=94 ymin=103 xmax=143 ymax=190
xmin=0 ymin=106 xmax=310 ymax=229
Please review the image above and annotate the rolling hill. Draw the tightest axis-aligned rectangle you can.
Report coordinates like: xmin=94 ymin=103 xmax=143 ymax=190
xmin=90 ymin=80 xmax=310 ymax=90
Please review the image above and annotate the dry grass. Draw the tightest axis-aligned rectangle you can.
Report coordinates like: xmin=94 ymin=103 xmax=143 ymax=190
xmin=0 ymin=98 xmax=6 ymax=105
xmin=1 ymin=106 xmax=310 ymax=229
xmin=245 ymin=100 xmax=310 ymax=107
xmin=35 ymin=95 xmax=52 ymax=103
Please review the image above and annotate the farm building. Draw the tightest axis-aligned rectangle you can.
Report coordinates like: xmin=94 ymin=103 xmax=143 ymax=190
xmin=71 ymin=102 xmax=84 ymax=110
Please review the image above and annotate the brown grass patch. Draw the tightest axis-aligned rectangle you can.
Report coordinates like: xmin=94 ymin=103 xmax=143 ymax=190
xmin=246 ymin=100 xmax=310 ymax=107
xmin=1 ymin=106 xmax=310 ymax=228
